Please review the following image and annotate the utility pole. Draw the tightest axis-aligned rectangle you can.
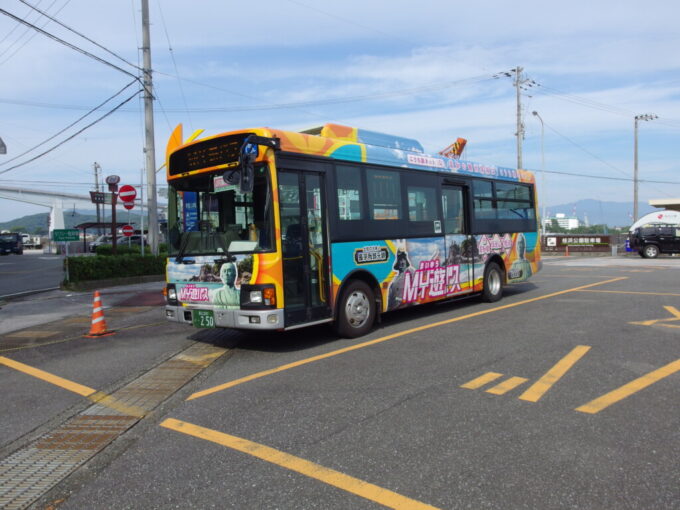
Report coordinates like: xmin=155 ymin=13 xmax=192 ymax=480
xmin=532 ymin=111 xmax=547 ymax=234
xmin=141 ymin=0 xmax=159 ymax=255
xmin=633 ymin=113 xmax=657 ymax=222
xmin=515 ymin=66 xmax=524 ymax=170
xmin=93 ymin=162 xmax=101 ymax=235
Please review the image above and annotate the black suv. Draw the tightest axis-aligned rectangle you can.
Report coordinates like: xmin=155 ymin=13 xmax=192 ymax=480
xmin=629 ymin=224 xmax=680 ymax=258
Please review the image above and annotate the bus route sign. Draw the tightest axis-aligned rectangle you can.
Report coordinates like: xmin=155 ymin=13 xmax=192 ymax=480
xmin=52 ymin=229 xmax=80 ymax=242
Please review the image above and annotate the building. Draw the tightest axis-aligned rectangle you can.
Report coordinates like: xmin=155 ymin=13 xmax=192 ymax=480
xmin=545 ymin=213 xmax=580 ymax=231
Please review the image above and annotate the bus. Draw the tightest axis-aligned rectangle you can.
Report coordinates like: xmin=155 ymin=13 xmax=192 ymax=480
xmin=164 ymin=123 xmax=541 ymax=337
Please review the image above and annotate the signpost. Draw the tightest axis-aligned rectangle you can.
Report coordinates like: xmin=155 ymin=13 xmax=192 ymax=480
xmin=52 ymin=229 xmax=80 ymax=242
xmin=52 ymin=229 xmax=80 ymax=282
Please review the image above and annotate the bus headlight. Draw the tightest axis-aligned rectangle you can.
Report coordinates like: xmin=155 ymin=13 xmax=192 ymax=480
xmin=241 ymin=284 xmax=276 ymax=308
xmin=166 ymin=284 xmax=178 ymax=305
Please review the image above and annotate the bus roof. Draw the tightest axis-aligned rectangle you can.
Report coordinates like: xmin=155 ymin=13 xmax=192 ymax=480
xmin=273 ymin=123 xmax=535 ymax=185
xmin=166 ymin=123 xmax=535 ymax=185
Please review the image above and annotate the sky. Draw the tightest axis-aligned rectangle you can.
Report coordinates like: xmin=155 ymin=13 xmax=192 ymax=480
xmin=1 ymin=0 xmax=679 ymax=224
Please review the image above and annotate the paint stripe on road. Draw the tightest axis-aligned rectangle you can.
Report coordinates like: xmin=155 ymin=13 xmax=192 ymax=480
xmin=518 ymin=345 xmax=591 ymax=402
xmin=575 ymin=358 xmax=680 ymax=414
xmin=0 ymin=355 xmax=96 ymax=397
xmin=161 ymin=418 xmax=440 ymax=510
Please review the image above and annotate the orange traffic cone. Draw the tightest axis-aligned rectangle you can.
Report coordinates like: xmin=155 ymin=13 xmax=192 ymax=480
xmin=84 ymin=291 xmax=115 ymax=338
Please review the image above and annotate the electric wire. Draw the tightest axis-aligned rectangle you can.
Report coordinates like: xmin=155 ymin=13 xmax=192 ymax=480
xmin=17 ymin=0 xmax=142 ymax=71
xmin=155 ymin=0 xmax=192 ymax=131
xmin=0 ymin=7 xmax=139 ymax=81
xmin=0 ymin=88 xmax=143 ymax=176
xmin=0 ymin=79 xmax=139 ymax=167
xmin=0 ymin=0 xmax=70 ymax=65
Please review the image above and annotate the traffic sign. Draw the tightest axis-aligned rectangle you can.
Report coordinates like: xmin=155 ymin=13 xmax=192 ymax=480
xmin=118 ymin=184 xmax=137 ymax=203
xmin=89 ymin=191 xmax=112 ymax=204
xmin=121 ymin=225 xmax=134 ymax=237
xmin=123 ymin=202 xmax=134 ymax=210
xmin=52 ymin=229 xmax=80 ymax=242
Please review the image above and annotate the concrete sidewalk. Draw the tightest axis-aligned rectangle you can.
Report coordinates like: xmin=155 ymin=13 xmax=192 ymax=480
xmin=0 ymin=281 xmax=166 ymax=335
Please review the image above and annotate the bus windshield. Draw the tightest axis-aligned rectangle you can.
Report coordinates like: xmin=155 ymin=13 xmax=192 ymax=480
xmin=167 ymin=164 xmax=274 ymax=258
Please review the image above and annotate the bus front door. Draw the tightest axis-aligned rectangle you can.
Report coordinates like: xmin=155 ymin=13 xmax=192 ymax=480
xmin=442 ymin=184 xmax=473 ymax=296
xmin=278 ymin=171 xmax=331 ymax=327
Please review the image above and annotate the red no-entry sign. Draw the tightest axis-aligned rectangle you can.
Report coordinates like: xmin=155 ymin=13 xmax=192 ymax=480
xmin=118 ymin=184 xmax=137 ymax=203
xmin=121 ymin=225 xmax=134 ymax=237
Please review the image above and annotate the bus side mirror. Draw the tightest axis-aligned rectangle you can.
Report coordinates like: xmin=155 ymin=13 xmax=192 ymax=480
xmin=239 ymin=151 xmax=255 ymax=194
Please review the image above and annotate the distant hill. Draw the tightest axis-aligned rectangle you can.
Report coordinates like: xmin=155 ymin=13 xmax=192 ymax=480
xmin=0 ymin=210 xmax=147 ymax=234
xmin=545 ymin=199 xmax=657 ymax=228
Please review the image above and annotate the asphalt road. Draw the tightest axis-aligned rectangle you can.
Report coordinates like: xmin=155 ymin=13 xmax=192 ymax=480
xmin=0 ymin=250 xmax=63 ymax=299
xmin=0 ymin=255 xmax=678 ymax=509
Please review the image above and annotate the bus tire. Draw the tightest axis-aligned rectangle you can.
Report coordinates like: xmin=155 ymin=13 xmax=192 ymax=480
xmin=335 ymin=280 xmax=375 ymax=338
xmin=643 ymin=244 xmax=659 ymax=258
xmin=481 ymin=262 xmax=504 ymax=303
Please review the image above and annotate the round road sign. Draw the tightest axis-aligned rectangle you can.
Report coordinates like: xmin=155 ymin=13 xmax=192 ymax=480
xmin=123 ymin=202 xmax=134 ymax=210
xmin=121 ymin=225 xmax=134 ymax=237
xmin=118 ymin=184 xmax=137 ymax=203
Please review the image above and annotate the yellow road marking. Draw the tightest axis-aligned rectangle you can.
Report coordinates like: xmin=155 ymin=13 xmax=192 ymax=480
xmin=160 ymin=418 xmax=440 ymax=510
xmin=0 ymin=355 xmax=96 ymax=397
xmin=518 ymin=345 xmax=591 ymax=402
xmin=188 ymin=277 xmax=627 ymax=400
xmin=575 ymin=359 xmax=680 ymax=414
xmin=460 ymin=372 xmax=503 ymax=389
xmin=630 ymin=306 xmax=680 ymax=326
xmin=88 ymin=391 xmax=146 ymax=418
xmin=486 ymin=376 xmax=528 ymax=395
xmin=580 ymin=290 xmax=680 ymax=297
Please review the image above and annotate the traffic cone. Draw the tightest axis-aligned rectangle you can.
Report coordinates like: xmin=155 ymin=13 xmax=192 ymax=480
xmin=84 ymin=291 xmax=115 ymax=338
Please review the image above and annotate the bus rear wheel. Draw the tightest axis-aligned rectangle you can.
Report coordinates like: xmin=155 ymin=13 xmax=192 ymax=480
xmin=335 ymin=280 xmax=375 ymax=338
xmin=481 ymin=262 xmax=504 ymax=303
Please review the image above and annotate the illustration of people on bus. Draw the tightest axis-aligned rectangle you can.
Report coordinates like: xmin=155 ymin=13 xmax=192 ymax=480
xmin=508 ymin=233 xmax=533 ymax=280
xmin=211 ymin=260 xmax=240 ymax=308
xmin=387 ymin=247 xmax=415 ymax=310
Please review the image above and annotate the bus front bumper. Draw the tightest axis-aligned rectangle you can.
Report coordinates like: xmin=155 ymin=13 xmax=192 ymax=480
xmin=165 ymin=305 xmax=284 ymax=330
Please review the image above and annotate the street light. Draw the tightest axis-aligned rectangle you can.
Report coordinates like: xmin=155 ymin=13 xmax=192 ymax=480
xmin=633 ymin=113 xmax=657 ymax=222
xmin=532 ymin=111 xmax=547 ymax=233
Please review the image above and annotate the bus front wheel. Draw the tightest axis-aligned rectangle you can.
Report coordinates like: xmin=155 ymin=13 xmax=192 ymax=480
xmin=481 ymin=262 xmax=504 ymax=303
xmin=335 ymin=280 xmax=375 ymax=338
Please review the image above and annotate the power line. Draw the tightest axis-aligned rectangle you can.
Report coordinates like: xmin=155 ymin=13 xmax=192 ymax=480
xmin=0 ymin=88 xmax=142 ymax=176
xmin=0 ymin=7 xmax=139 ymax=82
xmin=0 ymin=79 xmax=139 ymax=167
xmin=17 ymin=0 xmax=142 ymax=72
xmin=0 ymin=0 xmax=68 ymax=64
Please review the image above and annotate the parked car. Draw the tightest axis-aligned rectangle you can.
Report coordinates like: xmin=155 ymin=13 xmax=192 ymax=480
xmin=89 ymin=234 xmax=114 ymax=253
xmin=629 ymin=224 xmax=680 ymax=258
xmin=116 ymin=234 xmax=147 ymax=247
xmin=0 ymin=232 xmax=23 ymax=255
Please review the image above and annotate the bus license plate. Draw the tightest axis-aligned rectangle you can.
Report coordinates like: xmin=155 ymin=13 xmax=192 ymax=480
xmin=192 ymin=310 xmax=215 ymax=328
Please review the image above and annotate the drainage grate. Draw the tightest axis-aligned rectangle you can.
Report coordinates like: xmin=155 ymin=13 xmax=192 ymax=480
xmin=0 ymin=342 xmax=226 ymax=509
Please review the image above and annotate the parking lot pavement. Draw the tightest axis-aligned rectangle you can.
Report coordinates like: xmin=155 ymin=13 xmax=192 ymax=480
xmin=0 ymin=281 xmax=165 ymax=335
xmin=1 ymin=255 xmax=679 ymax=509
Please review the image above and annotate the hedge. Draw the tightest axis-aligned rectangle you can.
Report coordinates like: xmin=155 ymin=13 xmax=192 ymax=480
xmin=66 ymin=254 xmax=166 ymax=282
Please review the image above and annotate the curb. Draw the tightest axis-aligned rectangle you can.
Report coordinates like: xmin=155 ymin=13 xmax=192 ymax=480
xmin=61 ymin=275 xmax=165 ymax=292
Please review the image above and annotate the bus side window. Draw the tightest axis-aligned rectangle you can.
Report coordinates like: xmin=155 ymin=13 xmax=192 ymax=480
xmin=442 ymin=188 xmax=464 ymax=234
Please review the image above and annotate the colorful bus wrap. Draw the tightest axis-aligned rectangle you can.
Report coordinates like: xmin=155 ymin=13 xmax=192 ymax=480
xmin=164 ymin=123 xmax=541 ymax=337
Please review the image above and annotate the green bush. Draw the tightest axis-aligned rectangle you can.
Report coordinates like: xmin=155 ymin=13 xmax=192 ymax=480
xmin=67 ymin=254 xmax=166 ymax=282
xmin=95 ymin=244 xmax=140 ymax=256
